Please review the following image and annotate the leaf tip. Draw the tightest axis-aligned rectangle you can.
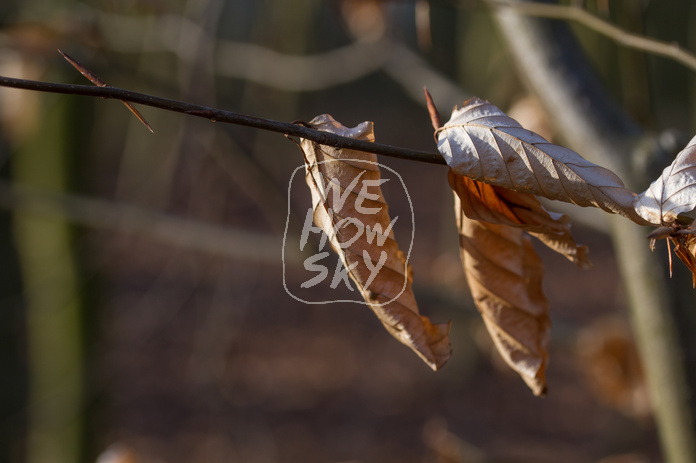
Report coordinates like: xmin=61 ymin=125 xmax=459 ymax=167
xmin=423 ymin=318 xmax=452 ymax=371
xmin=523 ymin=370 xmax=548 ymax=397
xmin=537 ymin=385 xmax=548 ymax=398
xmin=576 ymin=245 xmax=593 ymax=270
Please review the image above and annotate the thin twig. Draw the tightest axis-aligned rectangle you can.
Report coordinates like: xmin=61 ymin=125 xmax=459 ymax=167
xmin=0 ymin=75 xmax=446 ymax=166
xmin=489 ymin=0 xmax=696 ymax=73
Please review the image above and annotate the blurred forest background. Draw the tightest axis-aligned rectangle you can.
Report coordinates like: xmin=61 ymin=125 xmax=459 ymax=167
xmin=1 ymin=0 xmax=696 ymax=462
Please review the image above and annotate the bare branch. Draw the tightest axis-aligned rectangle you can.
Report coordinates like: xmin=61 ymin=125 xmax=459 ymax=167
xmin=0 ymin=75 xmax=446 ymax=166
xmin=490 ymin=0 xmax=696 ymax=74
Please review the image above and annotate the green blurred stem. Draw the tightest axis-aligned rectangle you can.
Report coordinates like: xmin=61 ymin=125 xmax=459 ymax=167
xmin=12 ymin=93 xmax=84 ymax=463
xmin=492 ymin=2 xmax=696 ymax=462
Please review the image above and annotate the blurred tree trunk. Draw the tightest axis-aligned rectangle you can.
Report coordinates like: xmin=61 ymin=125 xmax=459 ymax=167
xmin=0 ymin=153 xmax=26 ymax=463
xmin=11 ymin=88 xmax=85 ymax=463
xmin=492 ymin=2 xmax=696 ymax=462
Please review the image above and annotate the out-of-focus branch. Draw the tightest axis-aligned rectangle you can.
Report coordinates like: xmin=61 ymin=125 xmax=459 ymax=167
xmin=216 ymin=39 xmax=468 ymax=104
xmin=383 ymin=41 xmax=469 ymax=108
xmin=0 ymin=75 xmax=446 ymax=166
xmin=95 ymin=11 xmax=390 ymax=90
xmin=214 ymin=40 xmax=389 ymax=91
xmin=491 ymin=3 xmax=696 ymax=463
xmin=0 ymin=181 xmax=303 ymax=265
xmin=490 ymin=0 xmax=696 ymax=73
xmin=95 ymin=9 xmax=467 ymax=102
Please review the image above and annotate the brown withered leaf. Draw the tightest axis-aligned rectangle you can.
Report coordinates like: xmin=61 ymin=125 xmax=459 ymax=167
xmin=300 ymin=114 xmax=451 ymax=370
xmin=436 ymin=97 xmax=648 ymax=225
xmin=646 ymin=225 xmax=696 ymax=286
xmin=454 ymin=193 xmax=550 ymax=396
xmin=672 ymin=233 xmax=696 ymax=285
xmin=449 ymin=170 xmax=591 ymax=269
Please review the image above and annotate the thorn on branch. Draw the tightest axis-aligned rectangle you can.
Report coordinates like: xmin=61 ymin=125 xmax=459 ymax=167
xmin=423 ymin=86 xmax=442 ymax=131
xmin=58 ymin=49 xmax=155 ymax=133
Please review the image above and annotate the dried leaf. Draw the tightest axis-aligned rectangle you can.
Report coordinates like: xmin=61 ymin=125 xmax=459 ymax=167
xmin=436 ymin=97 xmax=647 ymax=225
xmin=634 ymin=135 xmax=696 ymax=225
xmin=671 ymin=233 xmax=696 ymax=285
xmin=300 ymin=114 xmax=451 ymax=370
xmin=454 ymin=193 xmax=550 ymax=396
xmin=449 ymin=170 xmax=591 ymax=269
xmin=652 ymin=229 xmax=696 ymax=286
xmin=642 ymin=220 xmax=696 ymax=285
